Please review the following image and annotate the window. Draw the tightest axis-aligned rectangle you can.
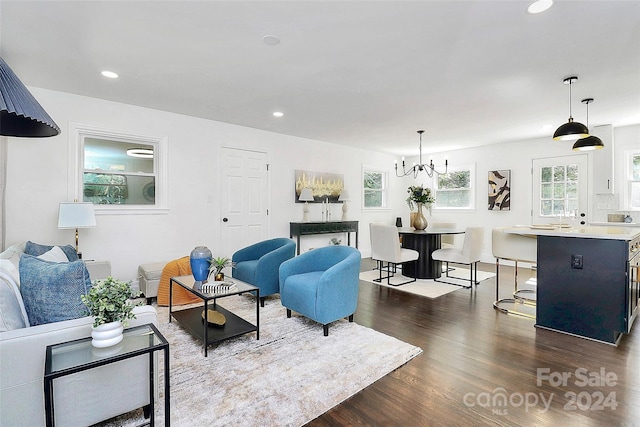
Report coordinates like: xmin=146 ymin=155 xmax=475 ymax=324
xmin=69 ymin=124 xmax=167 ymax=213
xmin=625 ymin=150 xmax=640 ymax=210
xmin=433 ymin=164 xmax=475 ymax=210
xmin=363 ymin=166 xmax=389 ymax=209
xmin=539 ymin=163 xmax=579 ymax=216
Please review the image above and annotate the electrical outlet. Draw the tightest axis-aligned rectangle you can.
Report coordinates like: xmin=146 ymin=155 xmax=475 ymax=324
xmin=571 ymin=254 xmax=583 ymax=269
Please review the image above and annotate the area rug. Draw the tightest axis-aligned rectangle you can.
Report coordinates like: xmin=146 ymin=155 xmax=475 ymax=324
xmin=97 ymin=294 xmax=422 ymax=427
xmin=360 ymin=268 xmax=495 ymax=298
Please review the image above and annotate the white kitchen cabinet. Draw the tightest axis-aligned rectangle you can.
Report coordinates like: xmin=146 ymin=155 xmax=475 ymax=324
xmin=591 ymin=124 xmax=614 ymax=194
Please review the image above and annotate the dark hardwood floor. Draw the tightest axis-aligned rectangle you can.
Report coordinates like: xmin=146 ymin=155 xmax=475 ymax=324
xmin=307 ymin=258 xmax=640 ymax=427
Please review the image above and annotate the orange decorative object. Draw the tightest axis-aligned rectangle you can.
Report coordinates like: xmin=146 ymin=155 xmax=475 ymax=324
xmin=157 ymin=256 xmax=202 ymax=306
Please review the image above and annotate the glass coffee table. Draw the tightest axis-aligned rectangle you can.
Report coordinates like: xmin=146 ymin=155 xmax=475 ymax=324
xmin=44 ymin=323 xmax=169 ymax=427
xmin=169 ymin=275 xmax=259 ymax=356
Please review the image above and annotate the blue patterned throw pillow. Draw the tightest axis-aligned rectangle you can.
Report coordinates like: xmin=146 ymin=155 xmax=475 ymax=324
xmin=24 ymin=241 xmax=79 ymax=262
xmin=19 ymin=254 xmax=92 ymax=326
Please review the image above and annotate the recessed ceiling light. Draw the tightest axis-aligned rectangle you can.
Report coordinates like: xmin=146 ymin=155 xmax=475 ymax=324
xmin=263 ymin=35 xmax=280 ymax=46
xmin=101 ymin=70 xmax=119 ymax=79
xmin=273 ymin=111 xmax=284 ymax=118
xmin=527 ymin=0 xmax=553 ymax=14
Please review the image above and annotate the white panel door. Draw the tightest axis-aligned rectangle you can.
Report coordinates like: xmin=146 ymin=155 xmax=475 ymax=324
xmin=219 ymin=147 xmax=269 ymax=257
xmin=532 ymin=155 xmax=588 ymax=225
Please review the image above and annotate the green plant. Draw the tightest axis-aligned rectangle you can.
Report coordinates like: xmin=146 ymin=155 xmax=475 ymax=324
xmin=209 ymin=256 xmax=235 ymax=276
xmin=81 ymin=277 xmax=141 ymax=327
xmin=406 ymin=185 xmax=435 ymax=210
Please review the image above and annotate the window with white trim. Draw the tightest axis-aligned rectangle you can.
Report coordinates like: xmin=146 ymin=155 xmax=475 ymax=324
xmin=625 ymin=149 xmax=640 ymax=210
xmin=433 ymin=164 xmax=475 ymax=210
xmin=70 ymin=124 xmax=167 ymax=213
xmin=363 ymin=166 xmax=389 ymax=209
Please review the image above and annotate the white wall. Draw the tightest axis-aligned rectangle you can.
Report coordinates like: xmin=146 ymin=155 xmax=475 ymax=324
xmin=400 ymin=123 xmax=640 ymax=263
xmin=3 ymin=87 xmax=638 ymax=281
xmin=3 ymin=87 xmax=407 ymax=281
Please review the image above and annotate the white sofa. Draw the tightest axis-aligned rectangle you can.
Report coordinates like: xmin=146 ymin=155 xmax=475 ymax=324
xmin=0 ymin=243 xmax=159 ymax=427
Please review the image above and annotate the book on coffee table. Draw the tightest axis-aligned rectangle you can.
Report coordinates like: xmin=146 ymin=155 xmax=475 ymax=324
xmin=201 ymin=281 xmax=238 ymax=295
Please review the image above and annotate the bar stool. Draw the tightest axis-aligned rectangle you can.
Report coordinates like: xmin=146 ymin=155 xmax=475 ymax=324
xmin=492 ymin=227 xmax=537 ymax=318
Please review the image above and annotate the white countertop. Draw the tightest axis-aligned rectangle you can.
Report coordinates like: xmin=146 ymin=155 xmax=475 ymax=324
xmin=505 ymin=225 xmax=640 ymax=241
xmin=590 ymin=221 xmax=638 ymax=227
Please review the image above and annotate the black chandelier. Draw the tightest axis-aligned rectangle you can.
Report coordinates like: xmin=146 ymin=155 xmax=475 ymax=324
xmin=395 ymin=130 xmax=448 ymax=178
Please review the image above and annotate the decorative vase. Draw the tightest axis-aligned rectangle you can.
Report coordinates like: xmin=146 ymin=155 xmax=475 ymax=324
xmin=413 ymin=203 xmax=428 ymax=231
xmin=190 ymin=246 xmax=212 ymax=282
xmin=91 ymin=321 xmax=124 ymax=348
xmin=214 ymin=272 xmax=224 ymax=281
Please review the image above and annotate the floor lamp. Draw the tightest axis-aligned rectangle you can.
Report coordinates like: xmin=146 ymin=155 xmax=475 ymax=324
xmin=1 ymin=56 xmax=61 ymax=250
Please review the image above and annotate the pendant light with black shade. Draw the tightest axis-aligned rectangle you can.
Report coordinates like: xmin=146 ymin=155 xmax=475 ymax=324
xmin=572 ymin=98 xmax=604 ymax=151
xmin=553 ymin=76 xmax=589 ymax=141
xmin=0 ymin=57 xmax=60 ymax=137
xmin=1 ymin=56 xmax=60 ymax=251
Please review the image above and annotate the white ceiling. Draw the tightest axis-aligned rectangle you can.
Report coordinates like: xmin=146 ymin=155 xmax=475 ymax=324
xmin=1 ymin=1 xmax=639 ymax=156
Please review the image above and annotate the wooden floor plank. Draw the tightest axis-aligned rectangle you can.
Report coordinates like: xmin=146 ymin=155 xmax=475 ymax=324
xmin=306 ymin=258 xmax=640 ymax=426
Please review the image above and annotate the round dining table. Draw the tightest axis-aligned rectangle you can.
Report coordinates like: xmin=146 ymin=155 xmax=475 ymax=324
xmin=398 ymin=226 xmax=466 ymax=279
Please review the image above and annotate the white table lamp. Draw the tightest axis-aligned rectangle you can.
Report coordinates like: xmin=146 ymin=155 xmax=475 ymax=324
xmin=299 ymin=188 xmax=314 ymax=222
xmin=58 ymin=202 xmax=96 ymax=257
xmin=338 ymin=190 xmax=350 ymax=220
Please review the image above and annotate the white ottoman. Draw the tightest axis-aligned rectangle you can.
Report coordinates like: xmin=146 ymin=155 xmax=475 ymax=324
xmin=138 ymin=261 xmax=167 ymax=303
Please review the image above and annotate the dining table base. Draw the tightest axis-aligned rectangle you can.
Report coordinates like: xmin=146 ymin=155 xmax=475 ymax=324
xmin=401 ymin=233 xmax=442 ymax=279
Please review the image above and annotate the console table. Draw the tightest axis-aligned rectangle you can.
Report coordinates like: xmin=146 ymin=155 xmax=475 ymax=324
xmin=290 ymin=221 xmax=359 ymax=255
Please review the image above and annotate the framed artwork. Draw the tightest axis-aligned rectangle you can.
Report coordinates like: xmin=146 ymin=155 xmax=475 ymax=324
xmin=488 ymin=170 xmax=510 ymax=211
xmin=294 ymin=169 xmax=344 ymax=203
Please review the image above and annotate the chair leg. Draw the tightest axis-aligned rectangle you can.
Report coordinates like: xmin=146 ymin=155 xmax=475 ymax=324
xmin=386 ymin=262 xmax=417 ymax=286
xmin=286 ymin=308 xmax=291 ymax=318
xmin=348 ymin=314 xmax=354 ymax=322
xmin=260 ymin=296 xmax=265 ymax=307
xmin=495 ymin=258 xmax=500 ymax=301
xmin=434 ymin=262 xmax=472 ymax=289
xmin=323 ymin=324 xmax=329 ymax=336
xmin=493 ymin=258 xmax=536 ymax=319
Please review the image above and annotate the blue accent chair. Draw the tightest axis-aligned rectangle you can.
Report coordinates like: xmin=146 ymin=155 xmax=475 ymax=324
xmin=279 ymin=245 xmax=362 ymax=336
xmin=232 ymin=238 xmax=296 ymax=306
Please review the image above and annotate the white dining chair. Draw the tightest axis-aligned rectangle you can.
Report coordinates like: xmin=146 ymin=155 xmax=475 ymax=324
xmin=492 ymin=226 xmax=537 ymax=318
xmin=431 ymin=222 xmax=456 ymax=249
xmin=369 ymin=223 xmax=419 ymax=286
xmin=431 ymin=226 xmax=484 ymax=288
xmin=432 ymin=222 xmax=457 ymax=273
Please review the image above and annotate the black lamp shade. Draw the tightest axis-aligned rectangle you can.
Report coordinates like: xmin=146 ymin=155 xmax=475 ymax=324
xmin=572 ymin=135 xmax=604 ymax=151
xmin=553 ymin=118 xmax=589 ymax=141
xmin=0 ymin=57 xmax=60 ymax=137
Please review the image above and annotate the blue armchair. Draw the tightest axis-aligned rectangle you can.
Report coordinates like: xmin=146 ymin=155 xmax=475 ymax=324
xmin=279 ymin=245 xmax=361 ymax=336
xmin=232 ymin=238 xmax=296 ymax=306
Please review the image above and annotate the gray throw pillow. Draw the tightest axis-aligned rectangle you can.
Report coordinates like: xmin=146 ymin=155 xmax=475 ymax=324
xmin=19 ymin=254 xmax=92 ymax=326
xmin=24 ymin=241 xmax=79 ymax=262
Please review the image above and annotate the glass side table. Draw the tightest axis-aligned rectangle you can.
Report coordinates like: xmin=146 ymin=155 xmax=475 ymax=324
xmin=44 ymin=323 xmax=170 ymax=427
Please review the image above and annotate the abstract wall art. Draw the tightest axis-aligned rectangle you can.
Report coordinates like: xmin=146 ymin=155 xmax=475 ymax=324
xmin=294 ymin=170 xmax=344 ymax=203
xmin=488 ymin=170 xmax=511 ymax=211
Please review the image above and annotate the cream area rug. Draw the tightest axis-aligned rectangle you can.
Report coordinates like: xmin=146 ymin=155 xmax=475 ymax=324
xmin=360 ymin=268 xmax=495 ymax=298
xmin=96 ymin=294 xmax=422 ymax=427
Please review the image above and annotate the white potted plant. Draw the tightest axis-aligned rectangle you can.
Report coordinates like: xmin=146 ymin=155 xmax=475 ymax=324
xmin=81 ymin=277 xmax=142 ymax=348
